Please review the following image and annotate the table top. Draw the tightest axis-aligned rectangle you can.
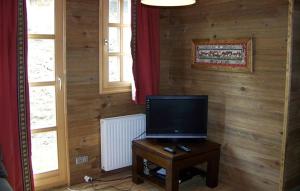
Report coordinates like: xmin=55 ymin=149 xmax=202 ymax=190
xmin=132 ymin=139 xmax=221 ymax=160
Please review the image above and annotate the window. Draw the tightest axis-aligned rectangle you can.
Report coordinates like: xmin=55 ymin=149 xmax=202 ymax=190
xmin=100 ymin=0 xmax=133 ymax=94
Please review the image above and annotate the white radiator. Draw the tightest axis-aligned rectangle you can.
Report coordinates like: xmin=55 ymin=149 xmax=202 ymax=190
xmin=100 ymin=114 xmax=146 ymax=171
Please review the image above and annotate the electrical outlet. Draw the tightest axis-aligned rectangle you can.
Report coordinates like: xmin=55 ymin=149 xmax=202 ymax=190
xmin=76 ymin=155 xmax=88 ymax=165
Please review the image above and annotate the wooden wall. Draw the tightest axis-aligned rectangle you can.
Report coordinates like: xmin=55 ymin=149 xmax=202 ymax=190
xmin=283 ymin=0 xmax=300 ymax=190
xmin=65 ymin=0 xmax=143 ymax=184
xmin=160 ymin=0 xmax=289 ymax=190
xmin=64 ymin=0 xmax=298 ymax=189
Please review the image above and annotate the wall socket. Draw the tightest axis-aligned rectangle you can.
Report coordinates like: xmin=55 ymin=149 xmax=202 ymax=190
xmin=76 ymin=155 xmax=88 ymax=165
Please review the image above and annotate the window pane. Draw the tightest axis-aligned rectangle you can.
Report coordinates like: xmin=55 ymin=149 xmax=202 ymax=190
xmin=27 ymin=0 xmax=54 ymax=34
xmin=109 ymin=56 xmax=121 ymax=82
xmin=31 ymin=131 xmax=58 ymax=174
xmin=123 ymin=27 xmax=131 ymax=53
xmin=123 ymin=0 xmax=131 ymax=24
xmin=123 ymin=55 xmax=133 ymax=82
xmin=28 ymin=39 xmax=55 ymax=82
xmin=30 ymin=86 xmax=56 ymax=129
xmin=109 ymin=0 xmax=120 ymax=23
xmin=109 ymin=27 xmax=120 ymax=53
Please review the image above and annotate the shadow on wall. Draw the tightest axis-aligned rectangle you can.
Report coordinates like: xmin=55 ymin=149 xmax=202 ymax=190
xmin=207 ymin=95 xmax=247 ymax=190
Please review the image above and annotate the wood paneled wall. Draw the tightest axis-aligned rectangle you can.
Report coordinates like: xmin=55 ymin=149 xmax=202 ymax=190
xmin=64 ymin=0 xmax=299 ymax=189
xmin=65 ymin=0 xmax=143 ymax=184
xmin=160 ymin=0 xmax=289 ymax=190
xmin=283 ymin=0 xmax=300 ymax=190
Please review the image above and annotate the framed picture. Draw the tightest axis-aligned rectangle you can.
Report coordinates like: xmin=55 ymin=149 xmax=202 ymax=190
xmin=192 ymin=38 xmax=253 ymax=73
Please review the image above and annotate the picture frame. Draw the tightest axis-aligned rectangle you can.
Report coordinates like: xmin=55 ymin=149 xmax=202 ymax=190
xmin=192 ymin=38 xmax=253 ymax=73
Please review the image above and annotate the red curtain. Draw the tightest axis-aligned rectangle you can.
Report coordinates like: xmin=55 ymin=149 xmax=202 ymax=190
xmin=0 ymin=0 xmax=34 ymax=190
xmin=131 ymin=0 xmax=160 ymax=104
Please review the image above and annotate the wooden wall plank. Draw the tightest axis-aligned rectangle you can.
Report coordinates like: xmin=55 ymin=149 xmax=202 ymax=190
xmin=283 ymin=0 xmax=300 ymax=190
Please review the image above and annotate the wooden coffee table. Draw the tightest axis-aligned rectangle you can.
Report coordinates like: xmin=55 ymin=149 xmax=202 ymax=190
xmin=132 ymin=139 xmax=221 ymax=191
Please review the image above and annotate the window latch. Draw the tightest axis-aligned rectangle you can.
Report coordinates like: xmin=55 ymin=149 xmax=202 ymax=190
xmin=57 ymin=77 xmax=62 ymax=91
xmin=104 ymin=39 xmax=109 ymax=46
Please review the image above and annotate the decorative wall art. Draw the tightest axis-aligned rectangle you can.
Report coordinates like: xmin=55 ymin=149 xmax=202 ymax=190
xmin=192 ymin=38 xmax=253 ymax=73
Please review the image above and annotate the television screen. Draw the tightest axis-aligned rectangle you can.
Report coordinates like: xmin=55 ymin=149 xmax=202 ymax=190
xmin=146 ymin=95 xmax=208 ymax=139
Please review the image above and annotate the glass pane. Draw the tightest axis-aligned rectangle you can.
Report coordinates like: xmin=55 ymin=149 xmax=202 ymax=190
xmin=27 ymin=0 xmax=54 ymax=34
xmin=109 ymin=56 xmax=121 ymax=82
xmin=123 ymin=55 xmax=133 ymax=82
xmin=109 ymin=0 xmax=120 ymax=23
xmin=123 ymin=27 xmax=131 ymax=53
xmin=30 ymin=86 xmax=56 ymax=129
xmin=109 ymin=27 xmax=120 ymax=53
xmin=28 ymin=39 xmax=55 ymax=82
xmin=31 ymin=131 xmax=58 ymax=174
xmin=123 ymin=0 xmax=131 ymax=24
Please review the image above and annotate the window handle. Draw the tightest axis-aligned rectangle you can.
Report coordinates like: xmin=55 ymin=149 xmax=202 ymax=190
xmin=104 ymin=39 xmax=109 ymax=46
xmin=57 ymin=77 xmax=62 ymax=91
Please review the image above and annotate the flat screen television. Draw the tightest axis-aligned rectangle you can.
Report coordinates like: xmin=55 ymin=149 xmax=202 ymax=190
xmin=146 ymin=95 xmax=208 ymax=139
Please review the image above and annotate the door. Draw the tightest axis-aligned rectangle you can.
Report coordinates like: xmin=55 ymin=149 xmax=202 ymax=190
xmin=27 ymin=0 xmax=67 ymax=189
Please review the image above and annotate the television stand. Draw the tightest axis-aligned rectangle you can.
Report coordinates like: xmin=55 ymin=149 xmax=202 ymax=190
xmin=132 ymin=139 xmax=221 ymax=191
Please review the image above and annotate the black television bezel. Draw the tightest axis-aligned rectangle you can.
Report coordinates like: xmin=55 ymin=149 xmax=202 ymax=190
xmin=145 ymin=95 xmax=208 ymax=139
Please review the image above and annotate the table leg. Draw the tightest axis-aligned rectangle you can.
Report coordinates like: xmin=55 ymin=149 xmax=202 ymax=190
xmin=132 ymin=150 xmax=144 ymax=184
xmin=166 ymin=165 xmax=179 ymax=191
xmin=206 ymin=150 xmax=220 ymax=188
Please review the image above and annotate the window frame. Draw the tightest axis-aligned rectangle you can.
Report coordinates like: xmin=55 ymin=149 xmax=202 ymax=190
xmin=99 ymin=0 xmax=132 ymax=94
